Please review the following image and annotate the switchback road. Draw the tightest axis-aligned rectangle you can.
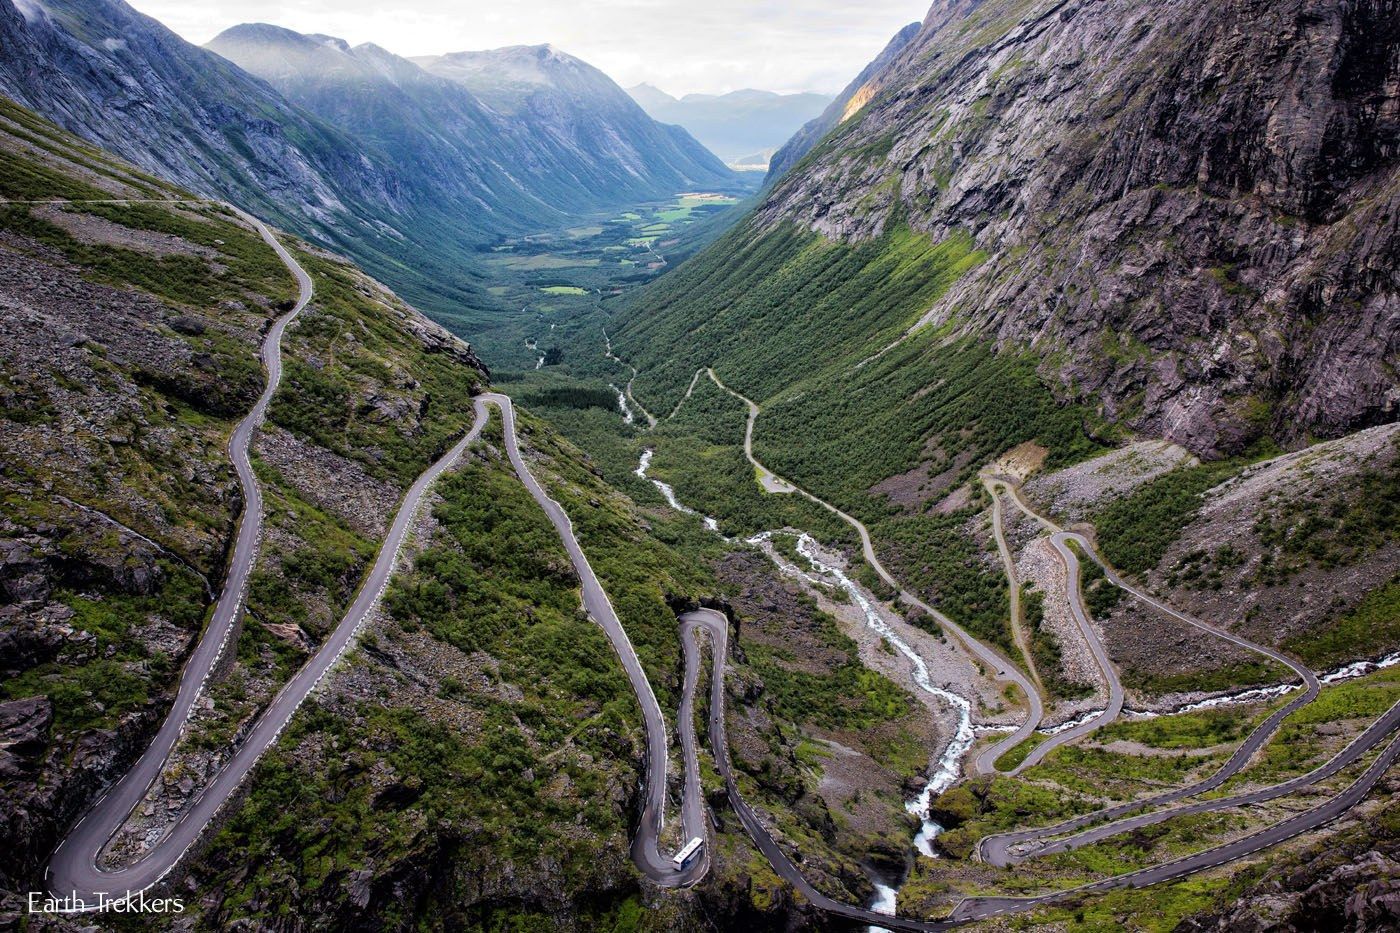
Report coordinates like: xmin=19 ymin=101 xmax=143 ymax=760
xmin=1004 ymin=531 xmax=1127 ymax=773
xmin=990 ymin=694 xmax=1400 ymax=866
xmin=46 ymin=211 xmax=485 ymax=908
xmin=953 ymin=720 xmax=1400 ymax=921
xmin=978 ymin=483 xmax=1323 ymax=866
xmin=702 ymin=370 xmax=1043 ymax=774
xmin=46 ymin=208 xmax=312 ymax=906
xmin=601 ymin=368 xmax=1388 ymax=926
xmin=668 ymin=541 xmax=1400 ymax=930
xmin=41 ymin=243 xmax=1388 ymax=923
xmin=479 ymin=393 xmax=706 ymax=885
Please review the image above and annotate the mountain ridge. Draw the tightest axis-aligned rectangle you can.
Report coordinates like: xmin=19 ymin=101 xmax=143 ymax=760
xmin=0 ymin=0 xmax=739 ymax=334
xmin=661 ymin=0 xmax=1399 ymax=457
xmin=626 ymin=82 xmax=833 ymax=166
xmin=765 ymin=21 xmax=922 ymax=182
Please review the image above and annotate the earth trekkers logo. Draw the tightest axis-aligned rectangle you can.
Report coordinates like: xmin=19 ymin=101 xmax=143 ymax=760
xmin=29 ymin=890 xmax=185 ymax=914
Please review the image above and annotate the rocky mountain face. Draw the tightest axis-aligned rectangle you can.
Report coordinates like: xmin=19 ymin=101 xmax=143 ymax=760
xmin=415 ymin=44 xmax=733 ymax=191
xmin=765 ymin=21 xmax=921 ymax=182
xmin=626 ymin=84 xmax=833 ymax=167
xmin=0 ymin=0 xmax=447 ymax=293
xmin=757 ymin=0 xmax=1399 ymax=457
xmin=0 ymin=0 xmax=737 ymax=328
xmin=211 ymin=30 xmax=735 ymax=219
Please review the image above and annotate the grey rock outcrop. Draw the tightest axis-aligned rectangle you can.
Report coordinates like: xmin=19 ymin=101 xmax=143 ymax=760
xmin=765 ymin=21 xmax=921 ymax=184
xmin=759 ymin=0 xmax=1400 ymax=456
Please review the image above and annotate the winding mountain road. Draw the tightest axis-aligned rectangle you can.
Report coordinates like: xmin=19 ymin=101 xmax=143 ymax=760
xmin=602 ymin=330 xmax=658 ymax=428
xmin=45 ymin=210 xmax=490 ymax=908
xmin=608 ymin=376 xmax=1392 ymax=923
xmin=479 ymin=393 xmax=707 ymax=886
xmin=984 ymin=480 xmax=1043 ymax=696
xmin=47 ymin=208 xmax=316 ymax=904
xmin=954 ymin=720 xmax=1400 ymax=921
xmin=989 ymin=694 xmax=1400 ymax=868
xmin=30 ymin=206 xmax=1398 ymax=926
xmin=977 ymin=482 xmax=1322 ymax=865
xmin=702 ymin=369 xmax=1043 ymax=773
xmin=667 ymin=531 xmax=1400 ymax=930
xmin=1003 ymin=531 xmax=1127 ymax=773
xmin=594 ymin=364 xmax=1394 ymax=926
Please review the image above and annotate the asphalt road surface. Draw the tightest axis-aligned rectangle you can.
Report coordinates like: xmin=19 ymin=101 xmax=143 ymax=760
xmin=997 ymin=694 xmax=1400 ymax=865
xmin=979 ymin=483 xmax=1322 ymax=865
xmin=650 ymin=430 xmax=1390 ymax=928
xmin=703 ymin=370 xmax=1044 ymax=774
xmin=480 ymin=393 xmax=706 ymax=885
xmin=39 ymin=238 xmax=1392 ymax=925
xmin=679 ymin=608 xmax=969 ymax=932
xmin=46 ymin=213 xmax=484 ymax=908
xmin=953 ymin=721 xmax=1400 ymax=921
xmin=46 ymin=208 xmax=312 ymax=906
xmin=983 ymin=480 xmax=1043 ymax=696
xmin=1006 ymin=531 xmax=1127 ymax=773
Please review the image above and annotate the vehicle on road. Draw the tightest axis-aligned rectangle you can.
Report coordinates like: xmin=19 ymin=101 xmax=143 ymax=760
xmin=674 ymin=837 xmax=704 ymax=870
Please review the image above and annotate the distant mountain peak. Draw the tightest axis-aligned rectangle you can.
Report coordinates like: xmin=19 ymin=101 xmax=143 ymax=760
xmin=308 ymin=33 xmax=350 ymax=53
xmin=628 ymin=81 xmax=833 ymax=166
xmin=213 ymin=22 xmax=312 ymax=45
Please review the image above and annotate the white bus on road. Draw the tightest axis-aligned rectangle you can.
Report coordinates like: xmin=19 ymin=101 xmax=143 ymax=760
xmin=673 ymin=836 xmax=704 ymax=870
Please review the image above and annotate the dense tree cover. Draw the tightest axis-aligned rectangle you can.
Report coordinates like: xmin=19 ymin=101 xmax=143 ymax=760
xmin=1093 ymin=460 xmax=1252 ymax=576
xmin=616 ymin=221 xmax=986 ymax=409
xmin=754 ymin=331 xmax=1104 ymax=524
xmin=601 ymin=218 xmax=1107 ymax=660
xmin=507 ymin=407 xmax=719 ymax=704
xmin=650 ymin=376 xmax=853 ymax=544
xmin=1070 ymin=542 xmax=1125 ymax=618
xmin=879 ymin=510 xmax=1013 ymax=653
xmin=522 ymin=385 xmax=618 ymax=411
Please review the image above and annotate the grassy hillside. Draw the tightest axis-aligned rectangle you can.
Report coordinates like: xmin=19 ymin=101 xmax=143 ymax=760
xmin=610 ymin=216 xmax=1104 ymax=651
xmin=0 ymin=97 xmax=487 ymax=898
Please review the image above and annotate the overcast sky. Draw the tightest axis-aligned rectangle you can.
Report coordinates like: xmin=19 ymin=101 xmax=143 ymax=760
xmin=128 ymin=0 xmax=928 ymax=97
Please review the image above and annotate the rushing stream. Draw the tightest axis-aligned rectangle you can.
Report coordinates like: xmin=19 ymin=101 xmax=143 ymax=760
xmin=634 ymin=450 xmax=720 ymax=532
xmin=625 ymin=409 xmax=1400 ymax=923
xmin=611 ymin=385 xmax=635 ymax=425
xmin=1123 ymin=650 xmax=1400 ymax=721
xmin=786 ymin=534 xmax=976 ymax=858
xmin=633 ymin=446 xmax=976 ymax=919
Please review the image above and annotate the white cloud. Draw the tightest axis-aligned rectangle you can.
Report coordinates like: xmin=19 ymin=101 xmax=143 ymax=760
xmin=128 ymin=0 xmax=928 ymax=95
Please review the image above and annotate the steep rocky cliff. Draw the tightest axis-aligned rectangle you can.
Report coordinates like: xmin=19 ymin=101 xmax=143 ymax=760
xmin=757 ymin=0 xmax=1399 ymax=457
xmin=765 ymin=21 xmax=921 ymax=182
xmin=413 ymin=43 xmax=734 ymax=192
xmin=208 ymin=28 xmax=734 ymax=219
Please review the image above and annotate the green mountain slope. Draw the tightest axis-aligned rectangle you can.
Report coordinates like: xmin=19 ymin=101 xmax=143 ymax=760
xmin=0 ymin=99 xmax=936 ymax=929
xmin=0 ymin=97 xmax=489 ymax=897
xmin=0 ymin=0 xmax=739 ymax=334
xmin=628 ymin=0 xmax=1398 ymax=460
